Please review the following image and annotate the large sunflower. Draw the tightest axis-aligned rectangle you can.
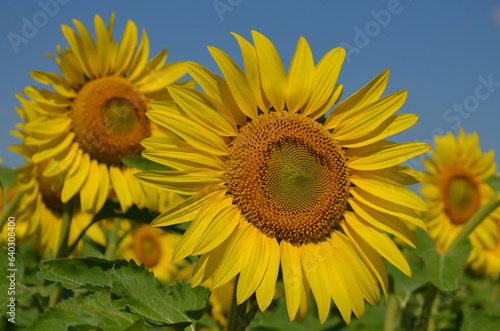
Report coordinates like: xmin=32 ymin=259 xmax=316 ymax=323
xmin=419 ymin=130 xmax=500 ymax=261
xmin=18 ymin=14 xmax=190 ymax=215
xmin=136 ymin=31 xmax=429 ymax=323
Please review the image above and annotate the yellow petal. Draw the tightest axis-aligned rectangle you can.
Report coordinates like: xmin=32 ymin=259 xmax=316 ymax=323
xmin=142 ymin=147 xmax=225 ymax=171
xmin=30 ymin=71 xmax=76 ymax=98
xmin=231 ymin=32 xmax=269 ymax=111
xmin=301 ymin=244 xmax=331 ymax=324
xmin=280 ymin=240 xmax=302 ymax=321
xmin=61 ymin=24 xmax=92 ymax=78
xmin=208 ymin=46 xmax=257 ymax=119
xmin=192 ymin=206 xmax=240 ymax=255
xmin=285 ymin=37 xmax=315 ymax=113
xmin=333 ymin=90 xmax=407 ymax=141
xmin=186 ymin=62 xmax=246 ymax=125
xmin=350 ymin=175 xmax=427 ymax=211
xmin=151 ymin=186 xmax=225 ymax=226
xmin=339 ymin=114 xmax=419 ymax=148
xmin=350 ymin=199 xmax=417 ymax=248
xmin=72 ymin=19 xmax=98 ymax=77
xmin=252 ymin=30 xmax=286 ymax=111
xmin=114 ymin=20 xmax=138 ymax=76
xmin=347 ymin=141 xmax=430 ymax=171
xmin=173 ymin=195 xmax=233 ymax=260
xmin=80 ymin=159 xmax=100 ymax=213
xmin=32 ymin=132 xmax=75 ymax=164
xmin=94 ymin=14 xmax=111 ymax=77
xmin=43 ymin=142 xmax=79 ymax=178
xmin=325 ymin=69 xmax=389 ymax=129
xmin=167 ymin=85 xmax=237 ymax=136
xmin=237 ymin=230 xmax=270 ymax=303
xmin=340 ymin=222 xmax=388 ymax=301
xmin=24 ymin=116 xmax=71 ymax=138
xmin=109 ymin=166 xmax=133 ymax=212
xmin=135 ymin=170 xmax=225 ymax=195
xmin=344 ymin=212 xmax=411 ymax=276
xmin=212 ymin=221 xmax=254 ymax=288
xmin=127 ymin=28 xmax=149 ymax=81
xmin=350 ymin=187 xmax=426 ymax=230
xmin=138 ymin=62 xmax=188 ymax=93
xmin=255 ymin=236 xmax=280 ymax=311
xmin=61 ymin=151 xmax=89 ymax=202
xmin=302 ymin=47 xmax=345 ymax=116
xmin=147 ymin=110 xmax=228 ymax=156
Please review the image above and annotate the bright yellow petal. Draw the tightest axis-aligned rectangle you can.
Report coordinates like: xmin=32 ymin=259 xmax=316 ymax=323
xmin=94 ymin=14 xmax=111 ymax=77
xmin=284 ymin=37 xmax=315 ymax=113
xmin=80 ymin=159 xmax=100 ymax=213
xmin=347 ymin=141 xmax=430 ymax=171
xmin=167 ymin=85 xmax=238 ymax=136
xmin=252 ymin=30 xmax=286 ymax=111
xmin=114 ymin=20 xmax=138 ymax=76
xmin=255 ymin=236 xmax=280 ymax=311
xmin=231 ymin=32 xmax=269 ymax=111
xmin=109 ymin=166 xmax=133 ymax=212
xmin=340 ymin=114 xmax=418 ymax=148
xmin=61 ymin=151 xmax=89 ymax=203
xmin=138 ymin=62 xmax=187 ymax=93
xmin=350 ymin=175 xmax=427 ymax=211
xmin=127 ymin=28 xmax=149 ymax=81
xmin=142 ymin=147 xmax=225 ymax=171
xmin=208 ymin=46 xmax=258 ymax=119
xmin=147 ymin=110 xmax=228 ymax=156
xmin=325 ymin=69 xmax=389 ymax=129
xmin=302 ymin=47 xmax=345 ymax=116
xmin=151 ymin=186 xmax=225 ymax=226
xmin=32 ymin=132 xmax=75 ymax=163
xmin=344 ymin=212 xmax=411 ymax=276
xmin=333 ymin=90 xmax=407 ymax=141
xmin=135 ymin=170 xmax=225 ymax=195
xmin=280 ymin=240 xmax=302 ymax=321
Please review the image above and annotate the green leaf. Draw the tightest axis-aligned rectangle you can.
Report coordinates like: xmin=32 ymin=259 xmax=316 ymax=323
xmin=485 ymin=175 xmax=500 ymax=194
xmin=461 ymin=309 xmax=500 ymax=331
xmin=413 ymin=230 xmax=471 ymax=291
xmin=110 ymin=261 xmax=210 ymax=327
xmin=385 ymin=249 xmax=428 ymax=306
xmin=40 ymin=257 xmax=210 ymax=327
xmin=40 ymin=257 xmax=129 ymax=292
xmin=0 ymin=166 xmax=17 ymax=190
xmin=26 ymin=292 xmax=141 ymax=331
xmin=122 ymin=155 xmax=170 ymax=171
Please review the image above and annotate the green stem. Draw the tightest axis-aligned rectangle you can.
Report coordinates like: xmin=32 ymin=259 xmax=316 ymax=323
xmin=447 ymin=195 xmax=500 ymax=253
xmin=0 ymin=191 xmax=24 ymax=230
xmin=105 ymin=218 xmax=121 ymax=260
xmin=414 ymin=285 xmax=439 ymax=331
xmin=227 ymin=276 xmax=255 ymax=331
xmin=384 ymin=295 xmax=401 ymax=331
xmin=55 ymin=197 xmax=75 ymax=259
xmin=32 ymin=293 xmax=44 ymax=314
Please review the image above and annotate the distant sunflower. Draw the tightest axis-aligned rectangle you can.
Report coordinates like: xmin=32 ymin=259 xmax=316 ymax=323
xmin=136 ymin=31 xmax=429 ymax=323
xmin=419 ymin=130 xmax=500 ymax=260
xmin=19 ymin=14 xmax=190 ymax=214
xmin=116 ymin=222 xmax=191 ymax=282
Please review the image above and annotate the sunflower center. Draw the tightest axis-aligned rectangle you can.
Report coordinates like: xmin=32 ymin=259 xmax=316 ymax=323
xmin=442 ymin=171 xmax=480 ymax=225
xmin=226 ymin=111 xmax=350 ymax=244
xmin=132 ymin=224 xmax=161 ymax=268
xmin=71 ymin=76 xmax=150 ymax=165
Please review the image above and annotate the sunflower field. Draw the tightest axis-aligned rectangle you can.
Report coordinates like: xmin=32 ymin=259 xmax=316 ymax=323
xmin=1 ymin=2 xmax=500 ymax=330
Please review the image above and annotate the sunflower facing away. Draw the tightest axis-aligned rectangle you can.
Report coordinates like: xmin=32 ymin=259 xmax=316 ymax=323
xmin=469 ymin=217 xmax=500 ymax=277
xmin=136 ymin=31 xmax=429 ymax=323
xmin=419 ymin=130 xmax=500 ymax=267
xmin=16 ymin=13 xmax=189 ymax=215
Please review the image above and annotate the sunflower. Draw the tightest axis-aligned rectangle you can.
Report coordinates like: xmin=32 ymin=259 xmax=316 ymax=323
xmin=116 ymin=222 xmax=191 ymax=283
xmin=136 ymin=31 xmax=429 ymax=324
xmin=419 ymin=130 xmax=500 ymax=261
xmin=18 ymin=14 xmax=190 ymax=215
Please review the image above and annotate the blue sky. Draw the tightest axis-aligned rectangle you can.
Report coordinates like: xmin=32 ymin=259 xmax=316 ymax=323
xmin=1 ymin=0 xmax=500 ymax=171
